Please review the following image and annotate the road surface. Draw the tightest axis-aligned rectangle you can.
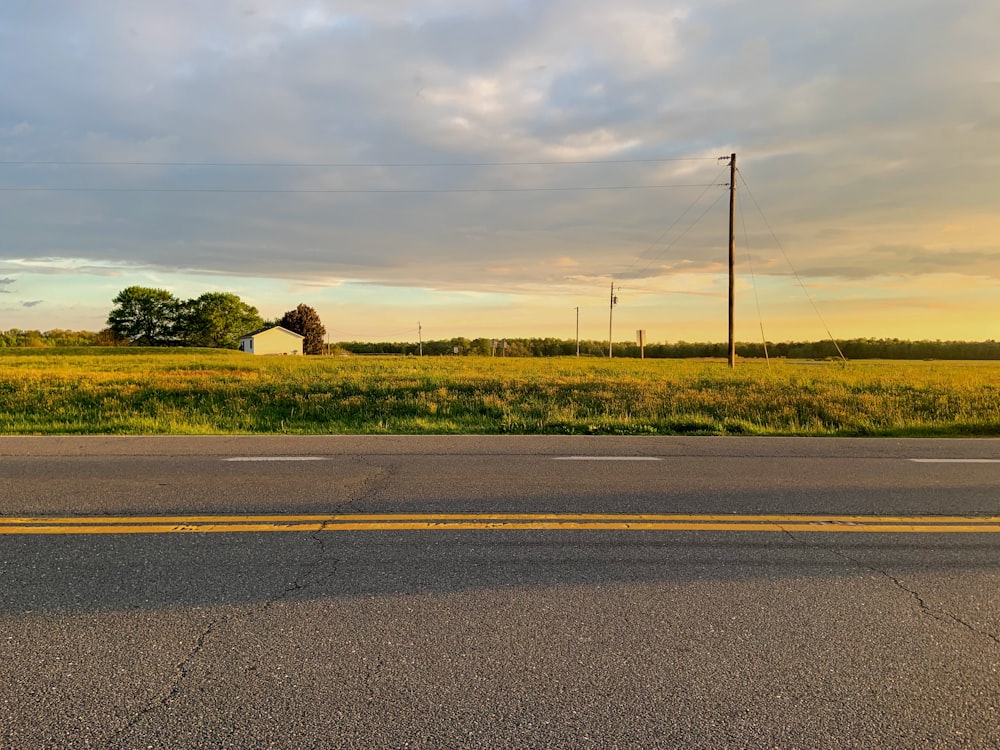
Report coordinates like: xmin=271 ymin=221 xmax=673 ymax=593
xmin=1 ymin=436 xmax=998 ymax=748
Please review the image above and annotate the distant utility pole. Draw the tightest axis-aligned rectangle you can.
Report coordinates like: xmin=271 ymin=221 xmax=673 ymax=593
xmin=608 ymin=282 xmax=618 ymax=358
xmin=418 ymin=321 xmax=423 ymax=357
xmin=575 ymin=307 xmax=580 ymax=357
xmin=727 ymin=153 xmax=737 ymax=369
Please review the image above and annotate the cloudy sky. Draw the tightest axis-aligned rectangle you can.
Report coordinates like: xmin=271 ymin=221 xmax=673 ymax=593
xmin=1 ymin=0 xmax=997 ymax=343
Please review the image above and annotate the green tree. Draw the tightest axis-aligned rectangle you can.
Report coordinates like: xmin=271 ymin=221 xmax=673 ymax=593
xmin=106 ymin=287 xmax=181 ymax=346
xmin=279 ymin=303 xmax=326 ymax=355
xmin=179 ymin=292 xmax=263 ymax=348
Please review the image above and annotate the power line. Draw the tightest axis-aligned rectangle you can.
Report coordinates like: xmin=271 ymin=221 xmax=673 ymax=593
xmin=738 ymin=170 xmax=847 ymax=362
xmin=736 ymin=171 xmax=769 ymax=362
xmin=326 ymin=326 xmax=419 ymax=339
xmin=0 ymin=156 xmax=720 ymax=168
xmin=616 ymin=183 xmax=729 ymax=280
xmin=620 ymin=165 xmax=729 ymax=277
xmin=0 ymin=183 xmax=722 ymax=195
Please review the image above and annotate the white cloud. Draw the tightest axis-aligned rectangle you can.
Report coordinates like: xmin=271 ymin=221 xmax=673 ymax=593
xmin=0 ymin=0 xmax=997 ymax=338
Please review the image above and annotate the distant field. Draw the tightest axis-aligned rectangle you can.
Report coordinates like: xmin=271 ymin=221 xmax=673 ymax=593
xmin=1 ymin=347 xmax=998 ymax=436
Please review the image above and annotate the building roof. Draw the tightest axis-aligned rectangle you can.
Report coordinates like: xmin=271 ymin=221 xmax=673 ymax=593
xmin=239 ymin=325 xmax=305 ymax=340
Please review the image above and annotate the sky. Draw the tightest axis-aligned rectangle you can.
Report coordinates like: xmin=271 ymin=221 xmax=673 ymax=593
xmin=1 ymin=0 xmax=997 ymax=344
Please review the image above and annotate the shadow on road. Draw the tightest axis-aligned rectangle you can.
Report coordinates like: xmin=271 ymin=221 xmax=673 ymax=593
xmin=3 ymin=531 xmax=998 ymax=614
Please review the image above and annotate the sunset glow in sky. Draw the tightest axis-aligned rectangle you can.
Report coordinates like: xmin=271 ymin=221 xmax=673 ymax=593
xmin=1 ymin=1 xmax=997 ymax=343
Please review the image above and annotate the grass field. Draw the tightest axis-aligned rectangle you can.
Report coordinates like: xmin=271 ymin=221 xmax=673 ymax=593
xmin=1 ymin=347 xmax=998 ymax=436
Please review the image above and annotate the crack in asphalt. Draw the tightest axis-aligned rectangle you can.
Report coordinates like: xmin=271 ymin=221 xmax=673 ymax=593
xmin=780 ymin=527 xmax=1000 ymax=649
xmin=351 ymin=462 xmax=392 ymax=513
xmin=105 ymin=614 xmax=222 ymax=747
xmin=105 ymin=522 xmax=342 ymax=746
xmin=110 ymin=498 xmax=369 ymax=741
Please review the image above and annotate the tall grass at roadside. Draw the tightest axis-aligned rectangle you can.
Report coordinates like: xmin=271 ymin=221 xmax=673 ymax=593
xmin=0 ymin=347 xmax=997 ymax=436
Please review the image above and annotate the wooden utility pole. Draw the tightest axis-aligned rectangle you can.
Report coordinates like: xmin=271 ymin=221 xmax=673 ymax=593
xmin=728 ymin=153 xmax=736 ymax=369
xmin=418 ymin=321 xmax=423 ymax=357
xmin=608 ymin=282 xmax=617 ymax=358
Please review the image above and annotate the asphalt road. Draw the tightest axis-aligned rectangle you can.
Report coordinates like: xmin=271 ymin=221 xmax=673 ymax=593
xmin=1 ymin=436 xmax=999 ymax=748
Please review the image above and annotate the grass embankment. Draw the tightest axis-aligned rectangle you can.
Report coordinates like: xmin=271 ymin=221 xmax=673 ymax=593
xmin=0 ymin=347 xmax=998 ymax=436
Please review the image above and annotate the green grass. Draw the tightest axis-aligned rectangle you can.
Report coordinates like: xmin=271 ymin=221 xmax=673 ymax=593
xmin=0 ymin=347 xmax=998 ymax=436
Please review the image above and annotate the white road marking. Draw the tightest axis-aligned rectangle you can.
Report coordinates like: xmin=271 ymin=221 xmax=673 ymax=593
xmin=223 ymin=457 xmax=328 ymax=462
xmin=909 ymin=459 xmax=1000 ymax=463
xmin=553 ymin=456 xmax=662 ymax=461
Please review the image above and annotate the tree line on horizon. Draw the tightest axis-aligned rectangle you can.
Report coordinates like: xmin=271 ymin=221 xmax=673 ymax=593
xmin=336 ymin=337 xmax=1000 ymax=360
xmin=3 ymin=325 xmax=998 ymax=360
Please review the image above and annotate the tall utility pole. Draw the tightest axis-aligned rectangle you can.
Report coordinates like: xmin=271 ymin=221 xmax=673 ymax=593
xmin=608 ymin=282 xmax=618 ymax=358
xmin=727 ymin=153 xmax=737 ymax=369
xmin=418 ymin=321 xmax=423 ymax=357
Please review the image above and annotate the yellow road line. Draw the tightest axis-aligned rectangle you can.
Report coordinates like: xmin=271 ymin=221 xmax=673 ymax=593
xmin=2 ymin=513 xmax=1000 ymax=534
xmin=3 ymin=513 xmax=999 ymax=525
xmin=2 ymin=523 xmax=999 ymax=534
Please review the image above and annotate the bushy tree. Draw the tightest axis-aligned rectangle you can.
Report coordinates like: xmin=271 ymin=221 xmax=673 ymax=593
xmin=279 ymin=304 xmax=326 ymax=355
xmin=106 ymin=286 xmax=181 ymax=346
xmin=179 ymin=292 xmax=263 ymax=349
xmin=95 ymin=328 xmax=126 ymax=346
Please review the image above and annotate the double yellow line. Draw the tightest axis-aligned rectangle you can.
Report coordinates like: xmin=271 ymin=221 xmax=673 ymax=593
xmin=2 ymin=513 xmax=1000 ymax=535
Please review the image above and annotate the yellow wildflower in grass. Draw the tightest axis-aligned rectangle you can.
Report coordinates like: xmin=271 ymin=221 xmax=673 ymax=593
xmin=0 ymin=348 xmax=997 ymax=436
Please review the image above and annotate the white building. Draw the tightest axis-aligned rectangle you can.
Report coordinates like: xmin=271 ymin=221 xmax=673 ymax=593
xmin=238 ymin=326 xmax=305 ymax=355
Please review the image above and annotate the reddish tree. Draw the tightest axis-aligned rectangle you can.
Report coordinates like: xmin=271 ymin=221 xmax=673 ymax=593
xmin=279 ymin=304 xmax=326 ymax=355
